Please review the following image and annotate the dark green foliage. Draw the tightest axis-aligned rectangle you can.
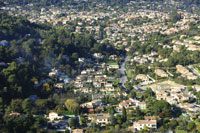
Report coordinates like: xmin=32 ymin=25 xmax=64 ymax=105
xmin=135 ymin=107 xmax=144 ymax=121
xmin=196 ymin=91 xmax=200 ymax=104
xmin=69 ymin=117 xmax=79 ymax=129
xmin=1 ymin=114 xmax=47 ymax=133
xmin=122 ymin=107 xmax=127 ymax=122
xmin=170 ymin=11 xmax=182 ymax=23
xmin=146 ymin=98 xmax=172 ymax=117
xmin=0 ymin=13 xmax=44 ymax=40
xmin=22 ymin=98 xmax=32 ymax=114
xmin=0 ymin=13 xmax=122 ymax=112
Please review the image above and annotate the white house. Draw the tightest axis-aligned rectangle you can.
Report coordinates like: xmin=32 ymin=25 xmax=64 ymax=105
xmin=47 ymin=112 xmax=64 ymax=121
xmin=133 ymin=120 xmax=157 ymax=130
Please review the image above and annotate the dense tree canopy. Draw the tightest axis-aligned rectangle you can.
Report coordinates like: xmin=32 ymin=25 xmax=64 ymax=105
xmin=65 ymin=99 xmax=80 ymax=115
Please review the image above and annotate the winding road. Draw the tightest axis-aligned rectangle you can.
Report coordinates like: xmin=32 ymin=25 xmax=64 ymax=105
xmin=119 ymin=56 xmax=128 ymax=88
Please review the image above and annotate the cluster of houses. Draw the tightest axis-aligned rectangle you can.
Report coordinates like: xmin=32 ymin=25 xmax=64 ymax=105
xmin=173 ymin=35 xmax=200 ymax=52
xmin=135 ymin=74 xmax=155 ymax=85
xmin=45 ymin=97 xmax=151 ymax=132
xmin=2 ymin=0 xmax=199 ymax=52
xmin=72 ymin=54 xmax=121 ymax=95
xmin=176 ymin=65 xmax=198 ymax=80
xmin=129 ymin=51 xmax=159 ymax=64
xmin=149 ymin=80 xmax=200 ymax=116
xmin=2 ymin=1 xmax=200 ymax=132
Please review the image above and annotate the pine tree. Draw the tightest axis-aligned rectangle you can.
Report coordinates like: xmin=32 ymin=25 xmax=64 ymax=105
xmin=122 ymin=106 xmax=127 ymax=122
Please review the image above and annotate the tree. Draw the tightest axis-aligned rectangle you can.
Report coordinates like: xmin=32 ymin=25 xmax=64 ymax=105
xmin=122 ymin=107 xmax=127 ymax=123
xmin=187 ymin=121 xmax=196 ymax=131
xmin=152 ymin=100 xmax=171 ymax=117
xmin=177 ymin=119 xmax=188 ymax=130
xmin=143 ymin=88 xmax=155 ymax=99
xmin=64 ymin=99 xmax=80 ymax=115
xmin=69 ymin=117 xmax=79 ymax=129
xmin=110 ymin=115 xmax=117 ymax=126
xmin=135 ymin=107 xmax=144 ymax=121
xmin=0 ymin=97 xmax=3 ymax=112
xmin=108 ymin=106 xmax=115 ymax=115
xmin=143 ymin=125 xmax=148 ymax=131
xmin=168 ymin=120 xmax=178 ymax=130
xmin=170 ymin=11 xmax=182 ymax=23
xmin=196 ymin=91 xmax=200 ymax=104
xmin=22 ymin=98 xmax=32 ymax=114
xmin=196 ymin=123 xmax=200 ymax=132
xmin=125 ymin=82 xmax=133 ymax=90
xmin=2 ymin=114 xmax=36 ymax=132
xmin=34 ymin=99 xmax=51 ymax=114
xmin=71 ymin=53 xmax=79 ymax=60
xmin=80 ymin=116 xmax=87 ymax=126
xmin=10 ymin=99 xmax=23 ymax=113
xmin=128 ymin=89 xmax=136 ymax=99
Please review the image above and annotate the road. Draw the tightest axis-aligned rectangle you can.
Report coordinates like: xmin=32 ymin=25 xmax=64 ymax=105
xmin=119 ymin=56 xmax=128 ymax=88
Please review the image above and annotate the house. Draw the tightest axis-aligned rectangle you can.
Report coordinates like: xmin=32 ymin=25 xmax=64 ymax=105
xmin=105 ymin=83 xmax=113 ymax=88
xmin=81 ymin=70 xmax=88 ymax=75
xmin=80 ymin=100 xmax=102 ymax=108
xmin=119 ymin=99 xmax=135 ymax=108
xmin=88 ymin=114 xmax=111 ymax=126
xmin=87 ymin=77 xmax=93 ymax=83
xmin=93 ymin=53 xmax=104 ymax=59
xmin=49 ymin=68 xmax=59 ymax=77
xmin=155 ymin=69 xmax=168 ymax=77
xmin=138 ymin=102 xmax=147 ymax=110
xmin=109 ymin=55 xmax=118 ymax=60
xmin=100 ymin=87 xmax=115 ymax=93
xmin=55 ymin=83 xmax=64 ymax=89
xmin=72 ymin=129 xmax=84 ymax=133
xmin=78 ymin=58 xmax=85 ymax=63
xmin=96 ymin=69 xmax=104 ymax=75
xmin=176 ymin=65 xmax=197 ymax=80
xmin=74 ymin=87 xmax=92 ymax=94
xmin=0 ymin=40 xmax=8 ymax=46
xmin=47 ymin=112 xmax=64 ymax=121
xmin=9 ymin=112 xmax=21 ymax=116
xmin=156 ymin=90 xmax=168 ymax=101
xmin=93 ymin=82 xmax=102 ymax=88
xmin=74 ymin=83 xmax=84 ymax=88
xmin=133 ymin=120 xmax=157 ymax=131
xmin=135 ymin=74 xmax=149 ymax=82
xmin=92 ymin=94 xmax=104 ymax=101
xmin=119 ymin=99 xmax=140 ymax=108
xmin=107 ymin=64 xmax=119 ymax=69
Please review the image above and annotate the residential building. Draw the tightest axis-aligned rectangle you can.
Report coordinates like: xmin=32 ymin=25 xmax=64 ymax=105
xmin=47 ymin=112 xmax=64 ymax=121
xmin=133 ymin=120 xmax=157 ymax=131
xmin=88 ymin=114 xmax=111 ymax=126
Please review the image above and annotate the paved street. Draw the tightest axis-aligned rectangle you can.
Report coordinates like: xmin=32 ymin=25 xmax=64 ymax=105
xmin=119 ymin=56 xmax=128 ymax=88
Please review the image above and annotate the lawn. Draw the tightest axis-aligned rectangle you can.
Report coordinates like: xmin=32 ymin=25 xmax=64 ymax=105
xmin=194 ymin=66 xmax=200 ymax=73
xmin=106 ymin=61 xmax=118 ymax=66
xmin=126 ymin=69 xmax=134 ymax=79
